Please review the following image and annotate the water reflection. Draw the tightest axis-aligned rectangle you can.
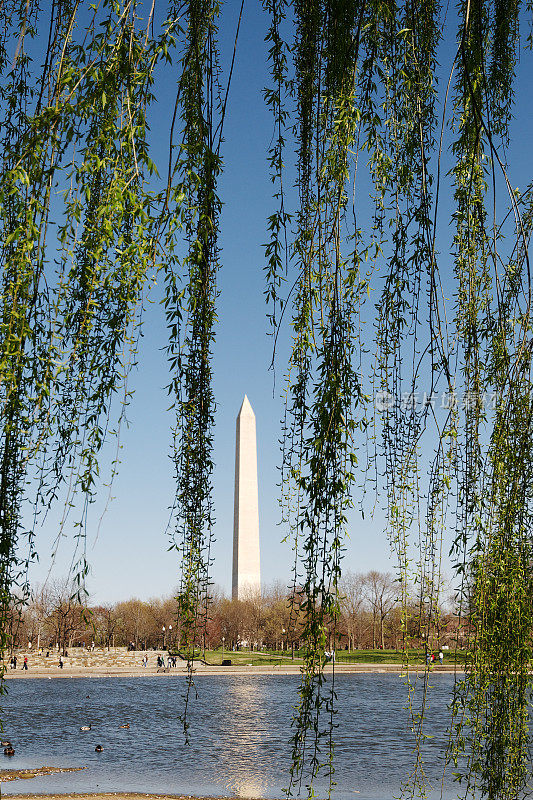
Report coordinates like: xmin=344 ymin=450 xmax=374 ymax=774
xmin=0 ymin=674 xmax=460 ymax=799
xmin=216 ymin=679 xmax=275 ymax=797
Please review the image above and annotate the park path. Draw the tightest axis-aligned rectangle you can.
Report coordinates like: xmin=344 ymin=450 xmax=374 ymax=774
xmin=2 ymin=646 xmax=459 ymax=678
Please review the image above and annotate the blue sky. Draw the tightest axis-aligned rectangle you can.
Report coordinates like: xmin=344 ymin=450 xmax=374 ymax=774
xmin=24 ymin=3 xmax=533 ymax=604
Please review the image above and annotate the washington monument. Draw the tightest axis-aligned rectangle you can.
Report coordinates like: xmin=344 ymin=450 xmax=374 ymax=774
xmin=232 ymin=395 xmax=261 ymax=600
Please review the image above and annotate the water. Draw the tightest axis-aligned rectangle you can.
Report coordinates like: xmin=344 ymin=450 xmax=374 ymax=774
xmin=0 ymin=673 xmax=461 ymax=798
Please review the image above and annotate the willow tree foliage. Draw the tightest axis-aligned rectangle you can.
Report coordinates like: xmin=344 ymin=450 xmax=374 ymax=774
xmin=263 ymin=1 xmax=533 ymax=798
xmin=1 ymin=1 xmax=533 ymax=799
xmin=0 ymin=0 xmax=222 ymax=686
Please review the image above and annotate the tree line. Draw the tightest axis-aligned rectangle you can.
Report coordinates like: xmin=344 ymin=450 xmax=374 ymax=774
xmin=9 ymin=571 xmax=461 ymax=655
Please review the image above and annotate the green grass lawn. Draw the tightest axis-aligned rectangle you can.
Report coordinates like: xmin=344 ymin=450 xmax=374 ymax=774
xmin=175 ymin=648 xmax=465 ymax=666
xmin=202 ymin=649 xmax=297 ymax=666
xmin=332 ymin=648 xmax=465 ymax=665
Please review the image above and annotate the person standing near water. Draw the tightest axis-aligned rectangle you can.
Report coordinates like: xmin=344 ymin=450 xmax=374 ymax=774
xmin=23 ymin=656 xmax=28 ymax=670
xmin=59 ymin=655 xmax=64 ymax=669
xmin=439 ymin=650 xmax=444 ymax=665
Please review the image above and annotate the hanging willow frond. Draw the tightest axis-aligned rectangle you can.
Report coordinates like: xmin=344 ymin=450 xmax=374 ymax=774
xmin=0 ymin=0 xmax=196 ymax=675
xmin=264 ymin=0 xmax=533 ymax=798
xmin=163 ymin=0 xmax=222 ymax=737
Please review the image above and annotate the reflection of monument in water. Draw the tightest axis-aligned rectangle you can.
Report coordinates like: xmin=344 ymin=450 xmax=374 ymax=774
xmin=216 ymin=680 xmax=271 ymax=799
xmin=232 ymin=395 xmax=261 ymax=600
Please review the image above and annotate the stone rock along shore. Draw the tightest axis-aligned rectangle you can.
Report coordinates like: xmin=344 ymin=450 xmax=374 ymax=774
xmin=0 ymin=766 xmax=85 ymax=782
xmin=2 ymin=646 xmax=460 ymax=678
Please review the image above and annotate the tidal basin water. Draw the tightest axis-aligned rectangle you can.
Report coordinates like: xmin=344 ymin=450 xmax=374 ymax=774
xmin=0 ymin=673 xmax=461 ymax=798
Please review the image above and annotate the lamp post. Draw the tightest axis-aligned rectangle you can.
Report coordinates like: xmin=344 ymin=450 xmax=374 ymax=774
xmin=282 ymin=628 xmax=286 ymax=652
xmin=168 ymin=625 xmax=172 ymax=649
xmin=162 ymin=626 xmax=166 ymax=649
xmin=222 ymin=636 xmax=225 ymax=656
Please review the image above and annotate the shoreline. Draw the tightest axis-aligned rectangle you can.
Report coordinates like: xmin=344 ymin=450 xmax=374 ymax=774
xmin=2 ymin=663 xmax=461 ymax=679
xmin=1 ymin=794 xmax=241 ymax=800
xmin=0 ymin=794 xmax=257 ymax=800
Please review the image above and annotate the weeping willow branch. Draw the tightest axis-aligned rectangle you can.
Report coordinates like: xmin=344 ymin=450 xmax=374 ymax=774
xmin=0 ymin=0 xmax=197 ymax=676
xmin=264 ymin=1 xmax=533 ymax=799
xmin=162 ymin=0 xmax=222 ymax=738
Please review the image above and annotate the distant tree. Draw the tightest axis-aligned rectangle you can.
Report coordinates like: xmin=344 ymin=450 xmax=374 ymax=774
xmin=114 ymin=599 xmax=152 ymax=649
xmin=92 ymin=604 xmax=122 ymax=650
xmin=363 ymin=572 xmax=397 ymax=650
xmin=339 ymin=571 xmax=366 ymax=650
xmin=45 ymin=579 xmax=86 ymax=654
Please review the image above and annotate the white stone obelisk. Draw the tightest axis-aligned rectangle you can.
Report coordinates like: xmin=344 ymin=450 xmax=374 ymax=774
xmin=232 ymin=395 xmax=261 ymax=600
